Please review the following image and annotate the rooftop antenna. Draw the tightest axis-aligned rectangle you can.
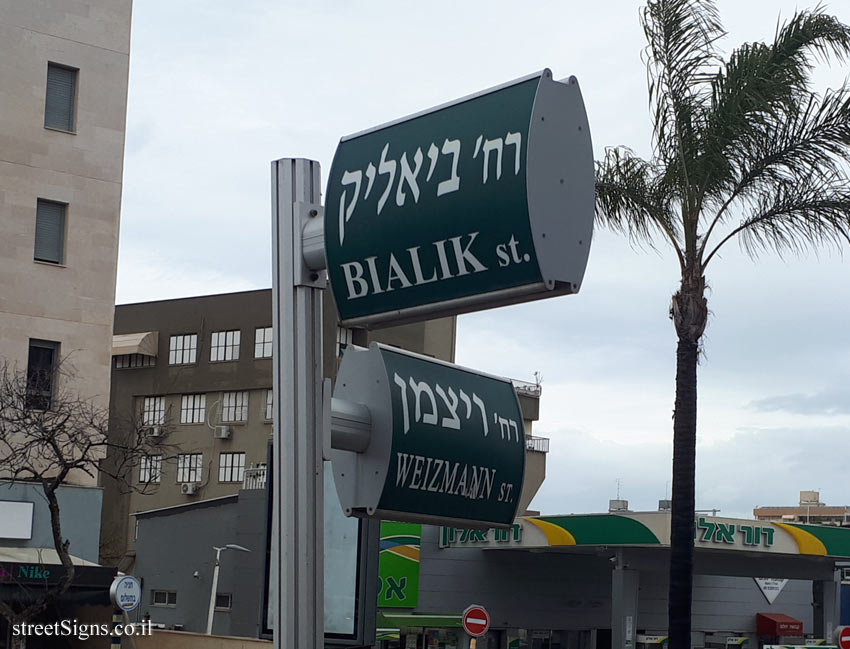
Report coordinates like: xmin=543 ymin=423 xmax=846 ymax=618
xmin=616 ymin=478 xmax=622 ymax=500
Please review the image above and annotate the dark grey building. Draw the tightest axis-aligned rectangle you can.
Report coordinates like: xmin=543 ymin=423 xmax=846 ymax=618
xmin=99 ymin=288 xmax=456 ymax=570
xmin=132 ymin=489 xmax=267 ymax=636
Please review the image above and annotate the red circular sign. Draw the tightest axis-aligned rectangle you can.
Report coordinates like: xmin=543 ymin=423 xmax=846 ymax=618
xmin=837 ymin=626 xmax=850 ymax=649
xmin=462 ymin=604 xmax=490 ymax=637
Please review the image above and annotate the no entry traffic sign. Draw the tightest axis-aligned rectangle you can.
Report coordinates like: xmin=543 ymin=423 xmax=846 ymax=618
xmin=836 ymin=626 xmax=850 ymax=649
xmin=463 ymin=604 xmax=490 ymax=637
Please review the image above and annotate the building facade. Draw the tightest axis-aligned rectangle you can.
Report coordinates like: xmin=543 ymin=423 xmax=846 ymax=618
xmin=127 ymin=395 xmax=545 ymax=637
xmin=99 ymin=288 xmax=460 ymax=569
xmin=376 ymin=512 xmax=850 ymax=649
xmin=754 ymin=491 xmax=850 ymax=527
xmin=0 ymin=0 xmax=131 ymax=448
xmin=0 ymin=2 xmax=132 ymax=646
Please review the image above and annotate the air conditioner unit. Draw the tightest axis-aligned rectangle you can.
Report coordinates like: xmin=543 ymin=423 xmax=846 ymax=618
xmin=147 ymin=425 xmax=163 ymax=438
xmin=214 ymin=425 xmax=232 ymax=440
xmin=180 ymin=483 xmax=198 ymax=496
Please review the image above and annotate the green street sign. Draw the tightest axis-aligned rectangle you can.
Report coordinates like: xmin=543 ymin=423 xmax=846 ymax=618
xmin=331 ymin=343 xmax=526 ymax=528
xmin=324 ymin=69 xmax=594 ymax=328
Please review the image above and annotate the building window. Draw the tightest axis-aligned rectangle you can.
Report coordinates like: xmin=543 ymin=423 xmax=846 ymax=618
xmin=214 ymin=593 xmax=232 ymax=610
xmin=265 ymin=389 xmax=273 ymax=420
xmin=180 ymin=394 xmax=206 ymax=424
xmin=139 ymin=455 xmax=162 ymax=484
xmin=169 ymin=334 xmax=197 ymax=365
xmin=254 ymin=327 xmax=272 ymax=358
xmin=222 ymin=391 xmax=248 ymax=422
xmin=26 ymin=339 xmax=60 ymax=410
xmin=115 ymin=354 xmax=155 ymax=369
xmin=34 ymin=199 xmax=67 ymax=264
xmin=211 ymin=330 xmax=240 ymax=362
xmin=218 ymin=452 xmax=245 ymax=483
xmin=176 ymin=454 xmax=202 ymax=483
xmin=142 ymin=396 xmax=165 ymax=426
xmin=44 ymin=62 xmax=77 ymax=132
xmin=151 ymin=590 xmax=177 ymax=607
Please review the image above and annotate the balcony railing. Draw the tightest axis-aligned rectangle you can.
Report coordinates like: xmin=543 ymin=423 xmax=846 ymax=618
xmin=242 ymin=465 xmax=267 ymax=490
xmin=525 ymin=435 xmax=549 ymax=453
xmin=512 ymin=379 xmax=542 ymax=399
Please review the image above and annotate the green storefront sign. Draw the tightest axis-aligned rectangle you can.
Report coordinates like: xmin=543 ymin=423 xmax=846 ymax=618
xmin=331 ymin=343 xmax=525 ymax=528
xmin=379 ymin=521 xmax=421 ymax=608
xmin=439 ymin=524 xmax=523 ymax=548
xmin=324 ymin=69 xmax=594 ymax=328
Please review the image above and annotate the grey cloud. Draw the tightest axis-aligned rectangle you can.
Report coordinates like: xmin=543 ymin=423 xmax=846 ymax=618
xmin=747 ymin=389 xmax=850 ymax=415
xmin=531 ymin=424 xmax=850 ymax=519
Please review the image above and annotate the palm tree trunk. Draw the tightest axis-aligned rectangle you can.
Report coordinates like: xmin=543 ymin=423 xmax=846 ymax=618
xmin=668 ymin=272 xmax=706 ymax=649
xmin=669 ymin=333 xmax=698 ymax=649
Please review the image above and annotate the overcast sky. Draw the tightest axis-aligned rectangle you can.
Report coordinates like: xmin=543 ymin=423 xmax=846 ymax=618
xmin=118 ymin=1 xmax=850 ymax=520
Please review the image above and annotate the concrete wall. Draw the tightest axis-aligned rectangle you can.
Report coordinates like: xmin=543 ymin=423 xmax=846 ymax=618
xmin=133 ymin=490 xmax=267 ymax=636
xmin=0 ymin=481 xmax=103 ymax=562
xmin=0 ymin=0 xmax=131 ymax=441
xmin=133 ymin=630 xmax=271 ymax=649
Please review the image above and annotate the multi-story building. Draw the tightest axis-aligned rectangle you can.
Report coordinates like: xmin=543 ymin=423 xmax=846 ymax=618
xmin=100 ymin=288 xmax=548 ymax=637
xmin=99 ymin=288 xmax=461 ymax=570
xmin=0 ymin=0 xmax=130 ymax=427
xmin=0 ymin=2 xmax=132 ymax=645
xmin=754 ymin=491 xmax=850 ymax=527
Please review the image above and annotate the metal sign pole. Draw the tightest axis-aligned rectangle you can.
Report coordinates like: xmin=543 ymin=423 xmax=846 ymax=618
xmin=272 ymin=158 xmax=324 ymax=649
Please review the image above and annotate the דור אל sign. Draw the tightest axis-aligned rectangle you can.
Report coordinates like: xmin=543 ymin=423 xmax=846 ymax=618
xmin=324 ymin=68 xmax=594 ymax=328
xmin=330 ymin=343 xmax=525 ymax=529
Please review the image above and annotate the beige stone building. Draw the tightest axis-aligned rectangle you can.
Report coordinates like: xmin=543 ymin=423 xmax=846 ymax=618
xmin=0 ymin=0 xmax=132 ymax=487
xmin=754 ymin=490 xmax=850 ymax=527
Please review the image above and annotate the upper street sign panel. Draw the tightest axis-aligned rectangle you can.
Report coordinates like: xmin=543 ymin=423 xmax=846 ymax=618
xmin=324 ymin=69 xmax=594 ymax=328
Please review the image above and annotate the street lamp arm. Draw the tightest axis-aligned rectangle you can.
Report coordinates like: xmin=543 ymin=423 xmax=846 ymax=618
xmin=206 ymin=543 xmax=251 ymax=634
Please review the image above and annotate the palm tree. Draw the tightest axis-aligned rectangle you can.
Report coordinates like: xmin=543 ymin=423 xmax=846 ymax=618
xmin=594 ymin=2 xmax=850 ymax=647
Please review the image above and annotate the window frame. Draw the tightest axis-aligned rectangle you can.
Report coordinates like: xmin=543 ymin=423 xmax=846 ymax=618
xmin=115 ymin=353 xmax=155 ymax=369
xmin=180 ymin=394 xmax=206 ymax=424
xmin=142 ymin=396 xmax=165 ymax=426
xmin=169 ymin=334 xmax=198 ymax=365
xmin=151 ymin=590 xmax=177 ymax=607
xmin=44 ymin=62 xmax=78 ymax=133
xmin=26 ymin=339 xmax=60 ymax=410
xmin=176 ymin=453 xmax=203 ymax=483
xmin=254 ymin=327 xmax=272 ymax=359
xmin=139 ymin=455 xmax=163 ymax=484
xmin=218 ymin=452 xmax=246 ymax=483
xmin=210 ymin=330 xmax=241 ymax=362
xmin=264 ymin=389 xmax=274 ymax=421
xmin=33 ymin=199 xmax=67 ymax=265
xmin=214 ymin=593 xmax=233 ymax=611
xmin=221 ymin=391 xmax=248 ymax=423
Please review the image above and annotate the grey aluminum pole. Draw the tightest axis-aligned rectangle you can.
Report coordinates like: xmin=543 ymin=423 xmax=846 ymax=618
xmin=272 ymin=158 xmax=324 ymax=649
xmin=206 ymin=547 xmax=223 ymax=635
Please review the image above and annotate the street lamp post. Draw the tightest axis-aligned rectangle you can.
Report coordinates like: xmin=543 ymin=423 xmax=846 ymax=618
xmin=206 ymin=544 xmax=251 ymax=635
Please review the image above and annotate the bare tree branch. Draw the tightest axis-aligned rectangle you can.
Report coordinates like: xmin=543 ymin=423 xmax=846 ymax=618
xmin=0 ymin=360 xmax=180 ymax=633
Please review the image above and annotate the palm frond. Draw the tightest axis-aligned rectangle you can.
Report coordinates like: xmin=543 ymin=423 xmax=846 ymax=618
xmin=704 ymin=175 xmax=850 ymax=265
xmin=700 ymin=87 xmax=850 ymax=256
xmin=698 ymin=8 xmax=850 ymax=198
xmin=735 ymin=88 xmax=850 ymax=191
xmin=595 ymin=147 xmax=684 ymax=266
xmin=641 ymin=0 xmax=724 ymax=164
